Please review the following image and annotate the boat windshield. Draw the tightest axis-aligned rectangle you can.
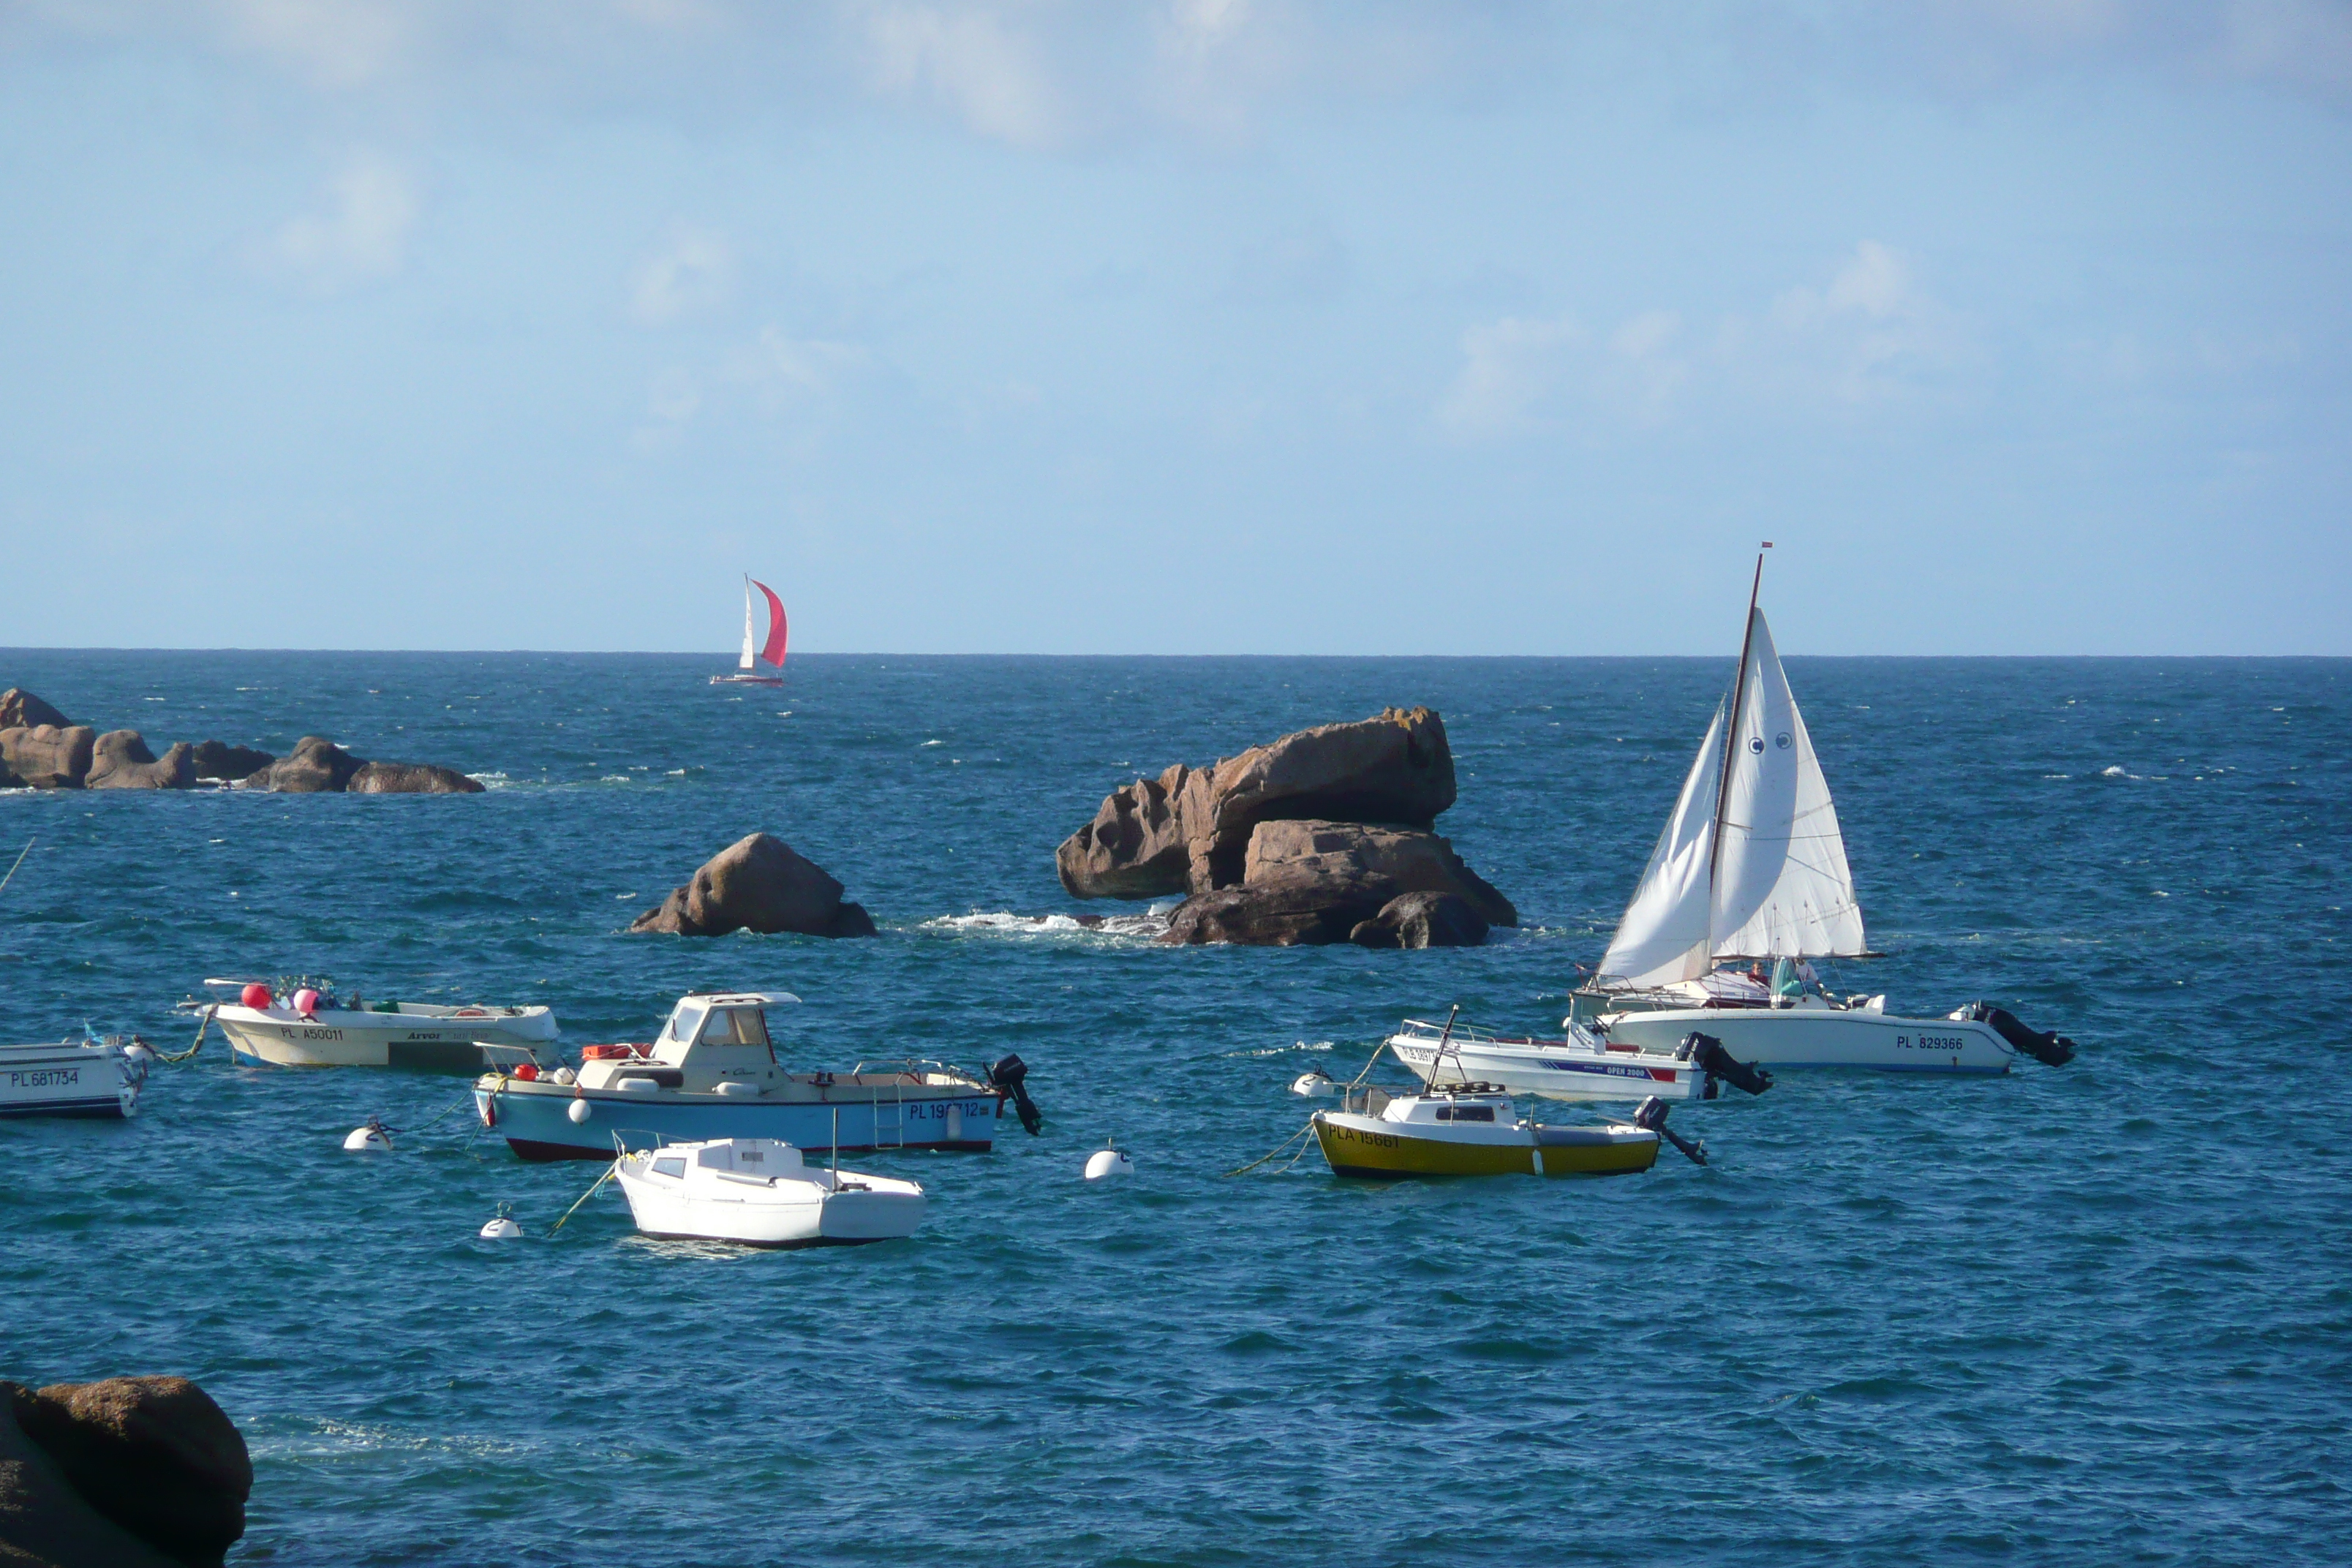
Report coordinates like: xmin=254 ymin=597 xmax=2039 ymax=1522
xmin=666 ymin=1004 xmax=707 ymax=1044
xmin=698 ymin=1008 xmax=772 ymax=1047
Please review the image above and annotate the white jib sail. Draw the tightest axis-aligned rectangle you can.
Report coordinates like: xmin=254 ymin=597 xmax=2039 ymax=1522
xmin=1709 ymin=609 xmax=1866 ymax=962
xmin=1597 ymin=703 xmax=1726 ymax=989
xmin=737 ymin=577 xmax=756 ymax=670
xmin=1596 ymin=607 xmax=1866 ymax=989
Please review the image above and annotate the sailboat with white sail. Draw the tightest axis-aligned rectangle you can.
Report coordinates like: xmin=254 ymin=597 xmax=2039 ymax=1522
xmin=1387 ymin=548 xmax=2076 ymax=1093
xmin=710 ymin=576 xmax=788 ymax=687
xmin=1561 ymin=549 xmax=2075 ymax=1072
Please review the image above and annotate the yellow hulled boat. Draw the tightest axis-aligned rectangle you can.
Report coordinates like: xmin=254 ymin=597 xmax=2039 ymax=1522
xmin=1311 ymin=1085 xmax=1662 ymax=1179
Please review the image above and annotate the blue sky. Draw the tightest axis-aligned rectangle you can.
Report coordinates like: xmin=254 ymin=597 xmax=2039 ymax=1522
xmin=4 ymin=1 xmax=2348 ymax=655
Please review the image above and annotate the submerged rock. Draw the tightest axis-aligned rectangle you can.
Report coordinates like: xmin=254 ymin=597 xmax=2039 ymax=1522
xmin=1 ymin=1374 xmax=250 ymax=1568
xmin=630 ymin=832 xmax=876 ymax=939
xmin=1060 ymin=707 xmax=1458 ymax=897
xmin=86 ymin=731 xmax=196 ymax=791
xmin=347 ymin=761 xmax=483 ymax=794
xmin=0 ymin=725 xmax=96 ymax=790
xmin=0 ymin=688 xmax=70 ymax=731
xmin=1348 ymin=890 xmax=1491 ymax=949
xmin=189 ymin=742 xmax=274 ymax=782
xmin=1242 ymin=819 xmax=1515 ymax=927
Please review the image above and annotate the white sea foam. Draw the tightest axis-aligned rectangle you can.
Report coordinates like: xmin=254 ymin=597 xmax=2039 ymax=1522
xmin=923 ymin=910 xmax=1170 ymax=942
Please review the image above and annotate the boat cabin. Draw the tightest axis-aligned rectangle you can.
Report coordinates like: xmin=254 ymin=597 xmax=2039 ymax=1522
xmin=571 ymin=992 xmax=801 ymax=1093
xmin=1381 ymin=1088 xmax=1521 ymax=1129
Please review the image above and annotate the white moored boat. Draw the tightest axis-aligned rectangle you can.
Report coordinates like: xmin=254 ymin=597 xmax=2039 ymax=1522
xmin=614 ymin=1137 xmax=924 ymax=1247
xmin=1 ymin=1035 xmax=149 ymax=1119
xmin=1565 ymin=549 xmax=2076 ymax=1075
xmin=1384 ymin=1015 xmax=1726 ymax=1102
xmin=200 ymin=979 xmax=560 ymax=1071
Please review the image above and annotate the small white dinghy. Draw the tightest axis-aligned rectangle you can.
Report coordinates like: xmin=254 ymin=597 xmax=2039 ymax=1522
xmin=613 ymin=1137 xmax=924 ymax=1248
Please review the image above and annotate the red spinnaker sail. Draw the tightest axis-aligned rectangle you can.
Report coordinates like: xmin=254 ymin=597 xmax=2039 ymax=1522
xmin=751 ymin=578 xmax=788 ymax=669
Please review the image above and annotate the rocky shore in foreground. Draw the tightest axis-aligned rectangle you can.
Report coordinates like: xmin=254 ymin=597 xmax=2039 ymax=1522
xmin=0 ymin=687 xmax=480 ymax=794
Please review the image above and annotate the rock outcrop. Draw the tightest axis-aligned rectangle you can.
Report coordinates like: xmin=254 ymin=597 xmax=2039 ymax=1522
xmin=1065 ymin=707 xmax=1511 ymax=949
xmin=242 ymin=736 xmax=365 ymax=793
xmin=0 ymin=725 xmax=97 ymax=790
xmin=1347 ymin=890 xmax=1491 ymax=949
xmin=0 ymin=689 xmax=70 ymax=731
xmin=189 ymin=742 xmax=274 ymax=782
xmin=630 ymin=832 xmax=876 ymax=939
xmin=1161 ymin=872 xmax=1401 ymax=947
xmin=1 ymin=1375 xmax=250 ymax=1568
xmin=86 ymin=731 xmax=197 ymax=791
xmin=1241 ymin=819 xmax=1517 ymax=927
xmin=1060 ymin=706 xmax=1456 ymax=897
xmin=348 ymin=761 xmax=484 ymax=794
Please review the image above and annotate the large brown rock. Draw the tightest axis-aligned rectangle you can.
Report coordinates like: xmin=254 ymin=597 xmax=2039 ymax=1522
xmin=2 ymin=1376 xmax=249 ymax=1568
xmin=347 ymin=761 xmax=484 ymax=794
xmin=1159 ymin=872 xmax=1401 ymax=948
xmin=0 ymin=725 xmax=96 ymax=790
xmin=241 ymin=736 xmax=364 ymax=793
xmin=189 ymin=742 xmax=274 ymax=782
xmin=1243 ymin=819 xmax=1515 ymax=927
xmin=86 ymin=731 xmax=197 ymax=791
xmin=630 ymin=832 xmax=875 ymax=938
xmin=1348 ymin=890 xmax=1491 ymax=949
xmin=0 ymin=690 xmax=70 ymax=731
xmin=1060 ymin=706 xmax=1458 ymax=897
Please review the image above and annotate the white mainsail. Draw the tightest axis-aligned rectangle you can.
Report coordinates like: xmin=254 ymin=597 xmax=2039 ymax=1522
xmin=737 ymin=577 xmax=756 ymax=671
xmin=1597 ymin=606 xmax=1866 ymax=989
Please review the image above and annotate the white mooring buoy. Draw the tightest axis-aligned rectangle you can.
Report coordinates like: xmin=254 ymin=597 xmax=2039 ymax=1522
xmin=567 ymin=1097 xmax=592 ymax=1125
xmin=1083 ymin=1141 xmax=1134 ymax=1181
xmin=342 ymin=1118 xmax=392 ymax=1153
xmin=1289 ymin=1070 xmax=1338 ymax=1097
xmin=479 ymin=1204 xmax=523 ymax=1240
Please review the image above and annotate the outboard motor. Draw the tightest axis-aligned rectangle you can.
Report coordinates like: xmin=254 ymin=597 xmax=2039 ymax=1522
xmin=1632 ymin=1095 xmax=1706 ymax=1166
xmin=1961 ymin=1004 xmax=2076 ymax=1067
xmin=989 ymin=1054 xmax=1044 ymax=1136
xmin=1676 ymin=1031 xmax=1774 ymax=1097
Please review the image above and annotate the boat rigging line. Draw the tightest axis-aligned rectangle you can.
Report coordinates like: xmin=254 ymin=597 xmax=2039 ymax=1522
xmin=0 ymin=837 xmax=33 ymax=899
xmin=547 ymin=1161 xmax=622 ymax=1237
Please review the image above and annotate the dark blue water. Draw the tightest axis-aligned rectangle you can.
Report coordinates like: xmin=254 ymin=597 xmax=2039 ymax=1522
xmin=2 ymin=653 xmax=2345 ymax=1567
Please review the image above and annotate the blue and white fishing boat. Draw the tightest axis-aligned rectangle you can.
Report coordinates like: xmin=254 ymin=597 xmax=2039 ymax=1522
xmin=472 ymin=991 xmax=1039 ymax=1161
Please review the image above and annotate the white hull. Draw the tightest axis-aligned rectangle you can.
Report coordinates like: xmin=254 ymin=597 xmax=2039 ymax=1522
xmin=1386 ymin=1033 xmax=1707 ymax=1102
xmin=215 ymin=1003 xmax=558 ymax=1070
xmin=614 ymin=1138 xmax=922 ymax=1247
xmin=1 ymin=1041 xmax=144 ymax=1118
xmin=1596 ymin=1004 xmax=2010 ymax=1073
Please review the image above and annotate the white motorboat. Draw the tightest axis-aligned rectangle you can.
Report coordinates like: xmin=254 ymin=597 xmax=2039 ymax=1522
xmin=1384 ymin=1015 xmax=1730 ymax=1102
xmin=709 ymin=575 xmax=788 ymax=686
xmin=1 ymin=1034 xmax=148 ymax=1119
xmin=613 ymin=1137 xmax=924 ymax=1247
xmin=1568 ymin=549 xmax=2075 ymax=1074
xmin=200 ymin=979 xmax=559 ymax=1071
xmin=474 ymin=991 xmax=1035 ymax=1161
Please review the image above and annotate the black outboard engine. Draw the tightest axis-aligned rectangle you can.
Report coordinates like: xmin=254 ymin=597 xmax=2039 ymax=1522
xmin=1961 ymin=1004 xmax=2077 ymax=1067
xmin=988 ymin=1054 xmax=1044 ymax=1136
xmin=1676 ymin=1031 xmax=1774 ymax=1097
xmin=1632 ymin=1095 xmax=1707 ymax=1166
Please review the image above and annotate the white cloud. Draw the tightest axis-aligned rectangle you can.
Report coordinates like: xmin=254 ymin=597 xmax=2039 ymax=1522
xmin=631 ymin=229 xmax=736 ymax=325
xmin=858 ymin=3 xmax=1062 ymax=148
xmin=1436 ymin=314 xmax=1584 ymax=440
xmin=265 ymin=156 xmax=420 ymax=288
xmin=218 ymin=0 xmax=417 ymax=88
xmin=1438 ymin=241 xmax=1975 ymax=435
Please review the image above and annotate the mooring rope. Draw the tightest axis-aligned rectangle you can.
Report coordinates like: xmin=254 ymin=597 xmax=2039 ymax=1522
xmin=154 ymin=1006 xmax=212 ymax=1063
xmin=1226 ymin=1118 xmax=1318 ymax=1177
xmin=547 ymin=1161 xmax=621 ymax=1236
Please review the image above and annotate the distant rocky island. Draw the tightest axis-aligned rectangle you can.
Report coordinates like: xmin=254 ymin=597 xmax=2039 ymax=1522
xmin=0 ymin=687 xmax=481 ymax=794
xmin=1058 ymin=706 xmax=1516 ymax=948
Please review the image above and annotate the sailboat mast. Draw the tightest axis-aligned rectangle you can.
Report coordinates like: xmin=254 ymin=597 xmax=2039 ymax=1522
xmin=1705 ymin=546 xmax=1771 ymax=918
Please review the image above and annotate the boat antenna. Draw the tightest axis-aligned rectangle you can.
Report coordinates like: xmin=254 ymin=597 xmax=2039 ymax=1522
xmin=1431 ymin=1003 xmax=1466 ymax=1090
xmin=0 ymin=837 xmax=32 ymax=899
xmin=1706 ymin=546 xmax=1771 ymax=933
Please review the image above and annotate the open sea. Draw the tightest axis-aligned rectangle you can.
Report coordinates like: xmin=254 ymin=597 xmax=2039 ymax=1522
xmin=1 ymin=651 xmax=2345 ymax=1567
